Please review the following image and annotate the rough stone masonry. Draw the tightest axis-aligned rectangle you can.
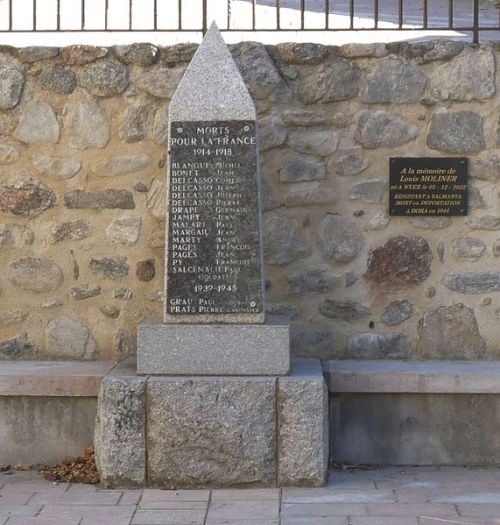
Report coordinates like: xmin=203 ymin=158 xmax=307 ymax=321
xmin=0 ymin=40 xmax=499 ymax=361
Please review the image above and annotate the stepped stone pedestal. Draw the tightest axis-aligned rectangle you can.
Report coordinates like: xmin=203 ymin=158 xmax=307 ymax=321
xmin=137 ymin=316 xmax=290 ymax=376
xmin=95 ymin=358 xmax=328 ymax=488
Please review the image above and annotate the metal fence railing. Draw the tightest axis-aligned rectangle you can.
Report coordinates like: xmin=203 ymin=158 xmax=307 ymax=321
xmin=0 ymin=0 xmax=498 ymax=43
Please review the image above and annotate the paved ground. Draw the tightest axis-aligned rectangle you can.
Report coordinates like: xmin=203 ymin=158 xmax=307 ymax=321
xmin=2 ymin=467 xmax=500 ymax=524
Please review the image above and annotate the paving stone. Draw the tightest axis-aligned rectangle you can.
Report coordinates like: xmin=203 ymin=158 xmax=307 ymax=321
xmin=80 ymin=520 xmax=131 ymax=525
xmin=0 ymin=492 xmax=31 ymax=504
xmin=458 ymin=503 xmax=500 ymax=518
xmin=29 ymin=491 xmax=121 ymax=505
xmin=140 ymin=489 xmax=210 ymax=505
xmin=282 ymin=488 xmax=395 ymax=504
xmin=206 ymin=500 xmax=279 ymax=521
xmin=6 ymin=516 xmax=80 ymax=525
xmin=207 ymin=520 xmax=280 ymax=525
xmin=211 ymin=489 xmax=280 ymax=502
xmin=0 ymin=504 xmax=42 ymax=516
xmin=38 ymin=505 xmax=135 ymax=519
xmin=350 ymin=518 xmax=418 ymax=525
xmin=131 ymin=509 xmax=206 ymax=524
xmin=281 ymin=518 xmax=348 ymax=525
xmin=366 ymin=503 xmax=458 ymax=517
xmin=282 ymin=502 xmax=367 ymax=517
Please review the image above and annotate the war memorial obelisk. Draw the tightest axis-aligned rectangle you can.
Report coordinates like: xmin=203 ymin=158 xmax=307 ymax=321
xmin=95 ymin=24 xmax=328 ymax=489
xmin=137 ymin=22 xmax=290 ymax=376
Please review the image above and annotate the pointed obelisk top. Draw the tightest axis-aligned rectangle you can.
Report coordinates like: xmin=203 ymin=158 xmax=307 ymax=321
xmin=169 ymin=22 xmax=255 ymax=121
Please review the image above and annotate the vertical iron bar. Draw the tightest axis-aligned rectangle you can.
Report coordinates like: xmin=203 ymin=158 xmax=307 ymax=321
xmin=253 ymin=0 xmax=256 ymax=29
xmin=398 ymin=0 xmax=403 ymax=27
xmin=129 ymin=0 xmax=132 ymax=30
xmin=202 ymin=0 xmax=207 ymax=34
xmin=104 ymin=0 xmax=108 ymax=30
xmin=350 ymin=0 xmax=354 ymax=29
xmin=325 ymin=0 xmax=329 ymax=29
xmin=301 ymin=0 xmax=305 ymax=29
xmin=276 ymin=0 xmax=280 ymax=29
xmin=227 ymin=0 xmax=231 ymax=29
xmin=8 ymin=0 xmax=12 ymax=31
xmin=374 ymin=0 xmax=379 ymax=28
xmin=33 ymin=0 xmax=37 ymax=30
xmin=57 ymin=0 xmax=60 ymax=30
xmin=153 ymin=0 xmax=157 ymax=30
xmin=81 ymin=0 xmax=85 ymax=29
xmin=449 ymin=0 xmax=454 ymax=28
xmin=179 ymin=0 xmax=182 ymax=30
xmin=423 ymin=0 xmax=428 ymax=28
xmin=472 ymin=0 xmax=479 ymax=42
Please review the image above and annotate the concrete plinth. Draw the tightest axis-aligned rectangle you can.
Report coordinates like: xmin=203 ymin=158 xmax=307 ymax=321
xmin=137 ymin=316 xmax=290 ymax=376
xmin=94 ymin=359 xmax=328 ymax=488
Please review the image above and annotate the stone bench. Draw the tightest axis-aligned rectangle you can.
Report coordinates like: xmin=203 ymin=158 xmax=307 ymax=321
xmin=325 ymin=360 xmax=500 ymax=466
xmin=0 ymin=360 xmax=115 ymax=465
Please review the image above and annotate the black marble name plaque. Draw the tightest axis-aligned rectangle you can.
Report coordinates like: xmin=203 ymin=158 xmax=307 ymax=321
xmin=166 ymin=120 xmax=263 ymax=316
xmin=389 ymin=157 xmax=468 ymax=216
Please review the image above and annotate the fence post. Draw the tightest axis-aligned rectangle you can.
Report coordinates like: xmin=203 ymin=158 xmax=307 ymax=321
xmin=202 ymin=0 xmax=208 ymax=34
xmin=472 ymin=0 xmax=480 ymax=43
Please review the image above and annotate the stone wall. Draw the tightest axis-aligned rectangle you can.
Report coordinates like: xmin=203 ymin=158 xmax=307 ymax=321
xmin=0 ymin=40 xmax=498 ymax=361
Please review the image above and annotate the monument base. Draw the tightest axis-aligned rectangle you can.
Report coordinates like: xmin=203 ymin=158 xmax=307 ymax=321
xmin=137 ymin=316 xmax=290 ymax=376
xmin=95 ymin=358 xmax=328 ymax=489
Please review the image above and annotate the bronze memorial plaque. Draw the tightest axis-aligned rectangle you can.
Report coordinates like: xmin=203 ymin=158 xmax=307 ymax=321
xmin=389 ymin=157 xmax=468 ymax=216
